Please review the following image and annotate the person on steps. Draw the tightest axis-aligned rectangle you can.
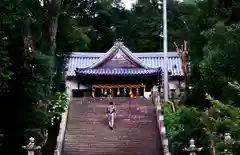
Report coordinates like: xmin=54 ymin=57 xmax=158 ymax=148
xmin=106 ymin=101 xmax=116 ymax=130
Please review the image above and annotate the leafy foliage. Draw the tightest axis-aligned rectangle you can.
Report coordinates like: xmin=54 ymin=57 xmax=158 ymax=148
xmin=49 ymin=92 xmax=69 ymax=125
xmin=0 ymin=0 xmax=89 ymax=154
xmin=165 ymin=94 xmax=240 ymax=155
xmin=198 ymin=23 xmax=240 ymax=100
xmin=165 ymin=105 xmax=209 ymax=155
xmin=0 ymin=46 xmax=12 ymax=80
xmin=201 ymin=94 xmax=240 ymax=154
xmin=186 ymin=0 xmax=240 ymax=106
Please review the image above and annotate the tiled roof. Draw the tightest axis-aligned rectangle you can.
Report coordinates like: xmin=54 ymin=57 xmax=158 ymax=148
xmin=137 ymin=52 xmax=182 ymax=76
xmin=75 ymin=68 xmax=160 ymax=76
xmin=67 ymin=52 xmax=183 ymax=76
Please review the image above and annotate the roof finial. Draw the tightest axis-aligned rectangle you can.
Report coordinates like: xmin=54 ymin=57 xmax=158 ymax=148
xmin=114 ymin=38 xmax=123 ymax=46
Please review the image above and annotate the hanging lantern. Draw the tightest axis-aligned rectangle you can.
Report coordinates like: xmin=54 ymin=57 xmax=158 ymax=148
xmin=129 ymin=88 xmax=132 ymax=95
xmin=117 ymin=88 xmax=120 ymax=95
xmin=129 ymin=88 xmax=134 ymax=98
xmin=129 ymin=88 xmax=132 ymax=96
xmin=104 ymin=89 xmax=107 ymax=95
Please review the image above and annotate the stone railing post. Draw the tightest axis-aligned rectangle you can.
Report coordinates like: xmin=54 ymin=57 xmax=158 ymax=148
xmin=152 ymin=87 xmax=171 ymax=155
xmin=22 ymin=137 xmax=41 ymax=155
xmin=183 ymin=138 xmax=202 ymax=155
xmin=0 ymin=134 xmax=3 ymax=147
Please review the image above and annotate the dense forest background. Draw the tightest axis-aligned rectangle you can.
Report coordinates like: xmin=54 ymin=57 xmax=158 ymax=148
xmin=1 ymin=0 xmax=240 ymax=154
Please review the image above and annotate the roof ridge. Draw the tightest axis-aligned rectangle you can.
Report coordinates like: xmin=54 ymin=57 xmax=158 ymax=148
xmin=70 ymin=52 xmax=179 ymax=57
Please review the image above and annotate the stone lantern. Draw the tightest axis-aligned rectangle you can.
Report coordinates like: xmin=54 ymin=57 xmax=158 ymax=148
xmin=183 ymin=138 xmax=202 ymax=155
xmin=224 ymin=133 xmax=233 ymax=155
xmin=22 ymin=137 xmax=41 ymax=155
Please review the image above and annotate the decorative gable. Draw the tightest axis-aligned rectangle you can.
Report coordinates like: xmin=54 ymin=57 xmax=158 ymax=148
xmin=89 ymin=39 xmax=148 ymax=69
xmin=99 ymin=49 xmax=139 ymax=68
xmin=112 ymin=50 xmax=124 ymax=59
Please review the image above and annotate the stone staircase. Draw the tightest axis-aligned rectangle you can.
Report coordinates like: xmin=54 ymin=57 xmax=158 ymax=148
xmin=62 ymin=97 xmax=163 ymax=155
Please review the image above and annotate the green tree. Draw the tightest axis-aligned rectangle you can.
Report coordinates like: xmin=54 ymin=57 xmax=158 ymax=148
xmin=0 ymin=0 xmax=89 ymax=154
xmin=201 ymin=94 xmax=240 ymax=154
xmin=185 ymin=0 xmax=240 ymax=105
xmin=165 ymin=94 xmax=240 ymax=155
xmin=198 ymin=22 xmax=240 ymax=102
xmin=164 ymin=104 xmax=209 ymax=155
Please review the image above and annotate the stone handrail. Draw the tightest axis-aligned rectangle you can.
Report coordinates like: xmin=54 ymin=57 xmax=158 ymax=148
xmin=54 ymin=97 xmax=72 ymax=155
xmin=152 ymin=89 xmax=171 ymax=155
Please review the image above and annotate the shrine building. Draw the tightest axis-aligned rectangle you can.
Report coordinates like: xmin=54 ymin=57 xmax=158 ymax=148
xmin=66 ymin=40 xmax=184 ymax=98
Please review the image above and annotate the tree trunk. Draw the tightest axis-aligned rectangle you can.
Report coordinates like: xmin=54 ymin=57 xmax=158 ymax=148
xmin=40 ymin=0 xmax=61 ymax=96
xmin=44 ymin=0 xmax=61 ymax=55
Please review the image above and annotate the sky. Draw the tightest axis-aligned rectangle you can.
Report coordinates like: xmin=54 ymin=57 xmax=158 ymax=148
xmin=121 ymin=0 xmax=184 ymax=10
xmin=121 ymin=0 xmax=136 ymax=10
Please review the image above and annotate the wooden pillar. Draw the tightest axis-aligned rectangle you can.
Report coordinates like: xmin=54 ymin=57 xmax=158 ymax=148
xmin=101 ymin=88 xmax=104 ymax=97
xmin=136 ymin=88 xmax=139 ymax=96
xmin=123 ymin=88 xmax=126 ymax=97
xmin=77 ymin=76 xmax=80 ymax=90
xmin=157 ymin=68 xmax=161 ymax=92
xmin=92 ymin=88 xmax=95 ymax=97
xmin=141 ymin=83 xmax=145 ymax=97
xmin=104 ymin=88 xmax=107 ymax=97
xmin=109 ymin=88 xmax=112 ymax=97
xmin=117 ymin=88 xmax=120 ymax=96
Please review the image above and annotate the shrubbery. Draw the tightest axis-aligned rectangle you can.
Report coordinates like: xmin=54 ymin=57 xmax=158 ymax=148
xmin=24 ymin=92 xmax=69 ymax=147
xmin=49 ymin=92 xmax=69 ymax=125
xmin=164 ymin=94 xmax=240 ymax=155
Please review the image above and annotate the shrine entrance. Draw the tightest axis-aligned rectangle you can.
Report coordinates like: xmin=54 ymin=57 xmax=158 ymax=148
xmin=92 ymin=84 xmax=145 ymax=97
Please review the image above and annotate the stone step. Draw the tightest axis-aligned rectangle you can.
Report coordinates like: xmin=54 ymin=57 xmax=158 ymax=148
xmin=62 ymin=98 xmax=162 ymax=155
